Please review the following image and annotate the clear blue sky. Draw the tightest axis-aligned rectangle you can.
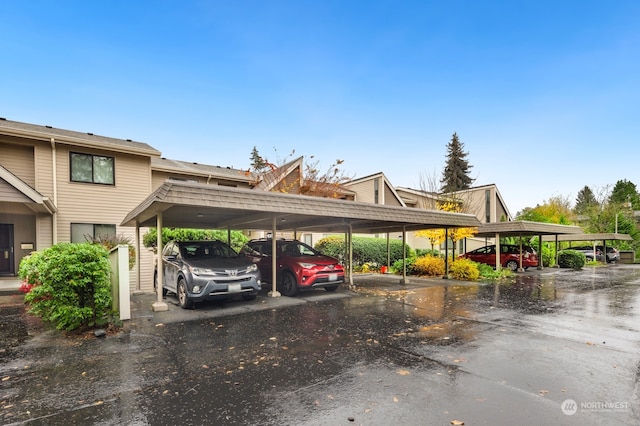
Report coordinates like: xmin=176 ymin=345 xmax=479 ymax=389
xmin=2 ymin=1 xmax=639 ymax=215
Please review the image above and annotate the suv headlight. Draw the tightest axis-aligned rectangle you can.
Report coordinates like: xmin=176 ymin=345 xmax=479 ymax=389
xmin=246 ymin=264 xmax=258 ymax=273
xmin=190 ymin=266 xmax=216 ymax=276
xmin=297 ymin=262 xmax=315 ymax=269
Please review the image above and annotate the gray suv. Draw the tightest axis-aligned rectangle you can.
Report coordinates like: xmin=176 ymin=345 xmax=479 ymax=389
xmin=155 ymin=240 xmax=261 ymax=309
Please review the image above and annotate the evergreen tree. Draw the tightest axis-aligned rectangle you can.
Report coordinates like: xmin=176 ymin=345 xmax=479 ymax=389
xmin=574 ymin=185 xmax=598 ymax=215
xmin=440 ymin=133 xmax=474 ymax=193
xmin=249 ymin=146 xmax=270 ymax=173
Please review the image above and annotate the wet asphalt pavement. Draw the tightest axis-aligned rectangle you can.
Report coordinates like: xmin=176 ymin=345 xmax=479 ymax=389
xmin=2 ymin=265 xmax=640 ymax=425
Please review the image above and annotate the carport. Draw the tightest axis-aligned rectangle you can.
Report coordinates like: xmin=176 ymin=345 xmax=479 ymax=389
xmin=541 ymin=232 xmax=633 ymax=263
xmin=474 ymin=221 xmax=583 ymax=271
xmin=121 ymin=181 xmax=481 ymax=311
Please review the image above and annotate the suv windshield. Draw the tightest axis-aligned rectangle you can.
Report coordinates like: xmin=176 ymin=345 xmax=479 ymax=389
xmin=281 ymin=242 xmax=317 ymax=257
xmin=180 ymin=242 xmax=238 ymax=259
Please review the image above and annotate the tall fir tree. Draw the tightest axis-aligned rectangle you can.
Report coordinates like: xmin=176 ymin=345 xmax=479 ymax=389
xmin=574 ymin=185 xmax=598 ymax=215
xmin=440 ymin=132 xmax=474 ymax=193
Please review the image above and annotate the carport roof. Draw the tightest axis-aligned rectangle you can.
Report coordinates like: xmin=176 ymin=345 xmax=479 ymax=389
xmin=474 ymin=220 xmax=583 ymax=238
xmin=120 ymin=181 xmax=481 ymax=233
xmin=541 ymin=232 xmax=633 ymax=242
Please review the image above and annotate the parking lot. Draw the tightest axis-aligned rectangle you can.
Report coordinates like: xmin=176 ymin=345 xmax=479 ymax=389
xmin=2 ymin=266 xmax=640 ymax=425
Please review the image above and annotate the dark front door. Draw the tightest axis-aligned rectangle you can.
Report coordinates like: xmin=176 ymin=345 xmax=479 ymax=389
xmin=0 ymin=224 xmax=14 ymax=276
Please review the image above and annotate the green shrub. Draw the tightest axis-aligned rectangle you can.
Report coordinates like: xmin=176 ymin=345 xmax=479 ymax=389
xmin=391 ymin=257 xmax=417 ymax=275
xmin=19 ymin=243 xmax=113 ymax=331
xmin=476 ymin=262 xmax=513 ymax=280
xmin=449 ymin=258 xmax=480 ymax=281
xmin=315 ymin=236 xmax=413 ymax=268
xmin=416 ymin=248 xmax=439 ymax=257
xmin=143 ymin=228 xmax=249 ymax=253
xmin=557 ymin=250 xmax=585 ymax=269
xmin=413 ymin=255 xmax=445 ymax=276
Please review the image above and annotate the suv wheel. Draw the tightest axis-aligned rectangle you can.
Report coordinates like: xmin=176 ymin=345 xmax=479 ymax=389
xmin=281 ymin=271 xmax=299 ymax=297
xmin=177 ymin=277 xmax=194 ymax=309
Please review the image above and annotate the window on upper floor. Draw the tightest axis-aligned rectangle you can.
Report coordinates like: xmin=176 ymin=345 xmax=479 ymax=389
xmin=71 ymin=223 xmax=116 ymax=243
xmin=70 ymin=152 xmax=115 ymax=185
xmin=485 ymin=189 xmax=491 ymax=223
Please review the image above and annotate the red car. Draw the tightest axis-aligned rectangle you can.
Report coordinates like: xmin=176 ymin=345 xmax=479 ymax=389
xmin=243 ymin=239 xmax=345 ymax=296
xmin=459 ymin=244 xmax=538 ymax=271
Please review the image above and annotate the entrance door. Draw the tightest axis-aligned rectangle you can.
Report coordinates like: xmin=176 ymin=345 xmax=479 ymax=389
xmin=0 ymin=224 xmax=14 ymax=276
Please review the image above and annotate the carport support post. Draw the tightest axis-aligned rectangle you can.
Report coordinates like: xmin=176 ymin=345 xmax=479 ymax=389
xmin=400 ymin=226 xmax=408 ymax=284
xmin=443 ymin=228 xmax=449 ymax=279
xmin=386 ymin=233 xmax=390 ymax=274
xmin=538 ymin=234 xmax=543 ymax=270
xmin=152 ymin=213 xmax=168 ymax=312
xmin=134 ymin=222 xmax=142 ymax=293
xmin=553 ymin=235 xmax=559 ymax=268
xmin=517 ymin=235 xmax=525 ymax=272
xmin=495 ymin=233 xmax=501 ymax=270
xmin=269 ymin=217 xmax=281 ymax=297
xmin=348 ymin=224 xmax=354 ymax=288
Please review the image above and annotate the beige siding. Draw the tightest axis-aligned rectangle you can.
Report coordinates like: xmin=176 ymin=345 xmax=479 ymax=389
xmin=34 ymin=143 xmax=54 ymax=200
xmin=0 ymin=178 xmax=33 ymax=202
xmin=54 ymin=147 xmax=151 ymax=239
xmin=0 ymin=140 xmax=35 ymax=186
xmin=137 ymin=239 xmax=155 ymax=292
xmin=152 ymin=171 xmax=200 ymax=190
xmin=36 ymin=214 xmax=53 ymax=250
xmin=347 ymin=180 xmax=376 ymax=203
xmin=383 ymin=182 xmax=402 ymax=206
xmin=52 ymin=147 xmax=152 ymax=291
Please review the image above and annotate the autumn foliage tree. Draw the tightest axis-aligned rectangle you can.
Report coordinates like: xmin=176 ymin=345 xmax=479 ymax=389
xmin=516 ymin=195 xmax=575 ymax=224
xmin=248 ymin=148 xmax=351 ymax=198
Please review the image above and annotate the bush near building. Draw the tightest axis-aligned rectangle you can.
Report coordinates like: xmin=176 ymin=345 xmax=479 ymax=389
xmin=315 ymin=236 xmax=412 ymax=271
xmin=19 ymin=243 xmax=113 ymax=331
xmin=449 ymin=258 xmax=480 ymax=281
xmin=558 ymin=250 xmax=586 ymax=269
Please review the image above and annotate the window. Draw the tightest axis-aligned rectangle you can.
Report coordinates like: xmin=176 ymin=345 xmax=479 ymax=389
xmin=485 ymin=189 xmax=491 ymax=223
xmin=70 ymin=152 xmax=114 ymax=184
xmin=374 ymin=179 xmax=379 ymax=204
xmin=71 ymin=223 xmax=116 ymax=243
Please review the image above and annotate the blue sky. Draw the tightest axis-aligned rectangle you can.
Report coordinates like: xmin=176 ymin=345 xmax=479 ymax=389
xmin=2 ymin=1 xmax=639 ymax=215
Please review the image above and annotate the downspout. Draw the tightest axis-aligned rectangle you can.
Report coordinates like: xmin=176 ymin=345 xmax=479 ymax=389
xmin=50 ymin=138 xmax=58 ymax=244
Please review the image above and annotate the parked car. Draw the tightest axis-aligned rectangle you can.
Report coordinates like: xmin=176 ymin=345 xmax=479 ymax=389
xmin=154 ymin=240 xmax=261 ymax=309
xmin=459 ymin=244 xmax=539 ymax=271
xmin=242 ymin=239 xmax=345 ymax=296
xmin=565 ymin=245 xmax=619 ymax=263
